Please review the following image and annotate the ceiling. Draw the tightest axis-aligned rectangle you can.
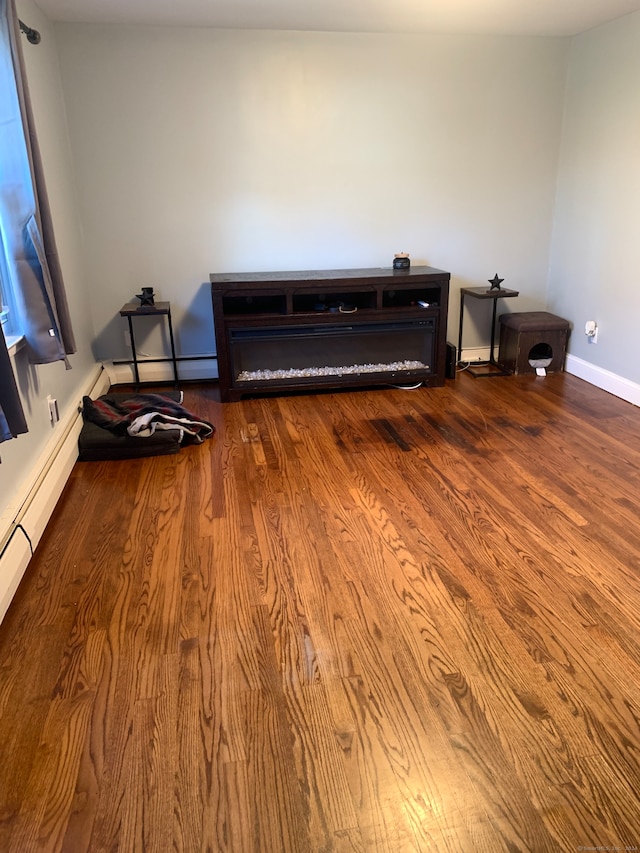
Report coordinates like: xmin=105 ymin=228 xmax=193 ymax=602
xmin=31 ymin=0 xmax=640 ymax=37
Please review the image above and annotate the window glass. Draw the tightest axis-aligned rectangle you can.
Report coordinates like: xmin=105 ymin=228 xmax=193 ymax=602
xmin=0 ymin=28 xmax=19 ymax=342
xmin=0 ymin=222 xmax=17 ymax=337
xmin=0 ymin=39 xmax=14 ymax=339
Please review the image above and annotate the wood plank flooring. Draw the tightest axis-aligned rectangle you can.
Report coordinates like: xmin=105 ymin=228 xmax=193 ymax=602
xmin=1 ymin=372 xmax=640 ymax=851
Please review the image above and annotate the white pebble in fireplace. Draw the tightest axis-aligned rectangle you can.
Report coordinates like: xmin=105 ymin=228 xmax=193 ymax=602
xmin=238 ymin=360 xmax=429 ymax=382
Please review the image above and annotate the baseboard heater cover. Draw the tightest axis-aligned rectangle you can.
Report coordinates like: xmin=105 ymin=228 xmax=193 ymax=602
xmin=0 ymin=526 xmax=31 ymax=622
xmin=0 ymin=365 xmax=110 ymax=625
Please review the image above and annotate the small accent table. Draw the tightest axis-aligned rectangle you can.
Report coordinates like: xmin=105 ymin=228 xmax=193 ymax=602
xmin=457 ymin=286 xmax=519 ymax=377
xmin=119 ymin=301 xmax=179 ymax=386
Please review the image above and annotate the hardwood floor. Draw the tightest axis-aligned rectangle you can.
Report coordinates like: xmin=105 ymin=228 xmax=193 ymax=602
xmin=1 ymin=372 xmax=640 ymax=851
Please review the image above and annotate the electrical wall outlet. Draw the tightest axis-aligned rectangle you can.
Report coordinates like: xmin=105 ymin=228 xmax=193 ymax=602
xmin=47 ymin=395 xmax=59 ymax=423
xmin=585 ymin=320 xmax=599 ymax=344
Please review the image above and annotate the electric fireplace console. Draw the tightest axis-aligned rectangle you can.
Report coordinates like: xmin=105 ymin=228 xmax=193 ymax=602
xmin=210 ymin=266 xmax=450 ymax=402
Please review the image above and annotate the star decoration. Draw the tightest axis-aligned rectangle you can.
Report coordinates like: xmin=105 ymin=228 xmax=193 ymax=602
xmin=488 ymin=274 xmax=504 ymax=291
xmin=136 ymin=287 xmax=155 ymax=306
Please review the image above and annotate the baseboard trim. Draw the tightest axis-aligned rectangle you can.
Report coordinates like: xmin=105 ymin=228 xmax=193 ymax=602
xmin=103 ymin=356 xmax=218 ymax=386
xmin=459 ymin=347 xmax=492 ymax=364
xmin=565 ymin=355 xmax=640 ymax=407
xmin=0 ymin=363 xmax=110 ymax=625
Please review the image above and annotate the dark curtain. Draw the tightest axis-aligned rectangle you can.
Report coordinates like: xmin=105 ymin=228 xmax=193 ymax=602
xmin=0 ymin=0 xmax=76 ymax=368
xmin=0 ymin=322 xmax=27 ymax=452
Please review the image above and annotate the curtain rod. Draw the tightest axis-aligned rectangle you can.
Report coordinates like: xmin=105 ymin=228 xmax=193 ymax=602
xmin=19 ymin=19 xmax=41 ymax=44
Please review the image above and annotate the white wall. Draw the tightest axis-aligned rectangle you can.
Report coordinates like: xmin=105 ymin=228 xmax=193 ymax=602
xmin=54 ymin=25 xmax=568 ymax=357
xmin=0 ymin=0 xmax=97 ymax=532
xmin=549 ymin=12 xmax=640 ymax=384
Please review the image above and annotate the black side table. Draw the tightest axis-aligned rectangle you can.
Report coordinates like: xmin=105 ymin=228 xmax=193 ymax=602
xmin=457 ymin=286 xmax=519 ymax=377
xmin=119 ymin=302 xmax=179 ymax=386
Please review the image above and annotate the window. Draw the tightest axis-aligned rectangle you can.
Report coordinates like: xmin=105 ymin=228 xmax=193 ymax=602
xmin=0 ymin=9 xmax=74 ymax=363
xmin=0 ymin=39 xmax=18 ymax=344
xmin=0 ymin=221 xmax=18 ymax=342
xmin=0 ymin=277 xmax=7 ymax=326
xmin=0 ymin=263 xmax=11 ymax=335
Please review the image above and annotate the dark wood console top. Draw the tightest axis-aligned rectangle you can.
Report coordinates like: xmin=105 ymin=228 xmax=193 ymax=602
xmin=211 ymin=265 xmax=449 ymax=288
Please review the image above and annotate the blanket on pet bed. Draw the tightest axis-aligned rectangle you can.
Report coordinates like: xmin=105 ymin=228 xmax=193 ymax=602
xmin=82 ymin=393 xmax=214 ymax=445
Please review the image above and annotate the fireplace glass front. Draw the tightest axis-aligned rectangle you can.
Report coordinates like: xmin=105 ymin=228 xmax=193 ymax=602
xmin=228 ymin=318 xmax=435 ymax=387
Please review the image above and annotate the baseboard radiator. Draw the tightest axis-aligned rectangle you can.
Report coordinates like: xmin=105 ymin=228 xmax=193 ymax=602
xmin=0 ymin=365 xmax=110 ymax=624
xmin=103 ymin=354 xmax=217 ymax=386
